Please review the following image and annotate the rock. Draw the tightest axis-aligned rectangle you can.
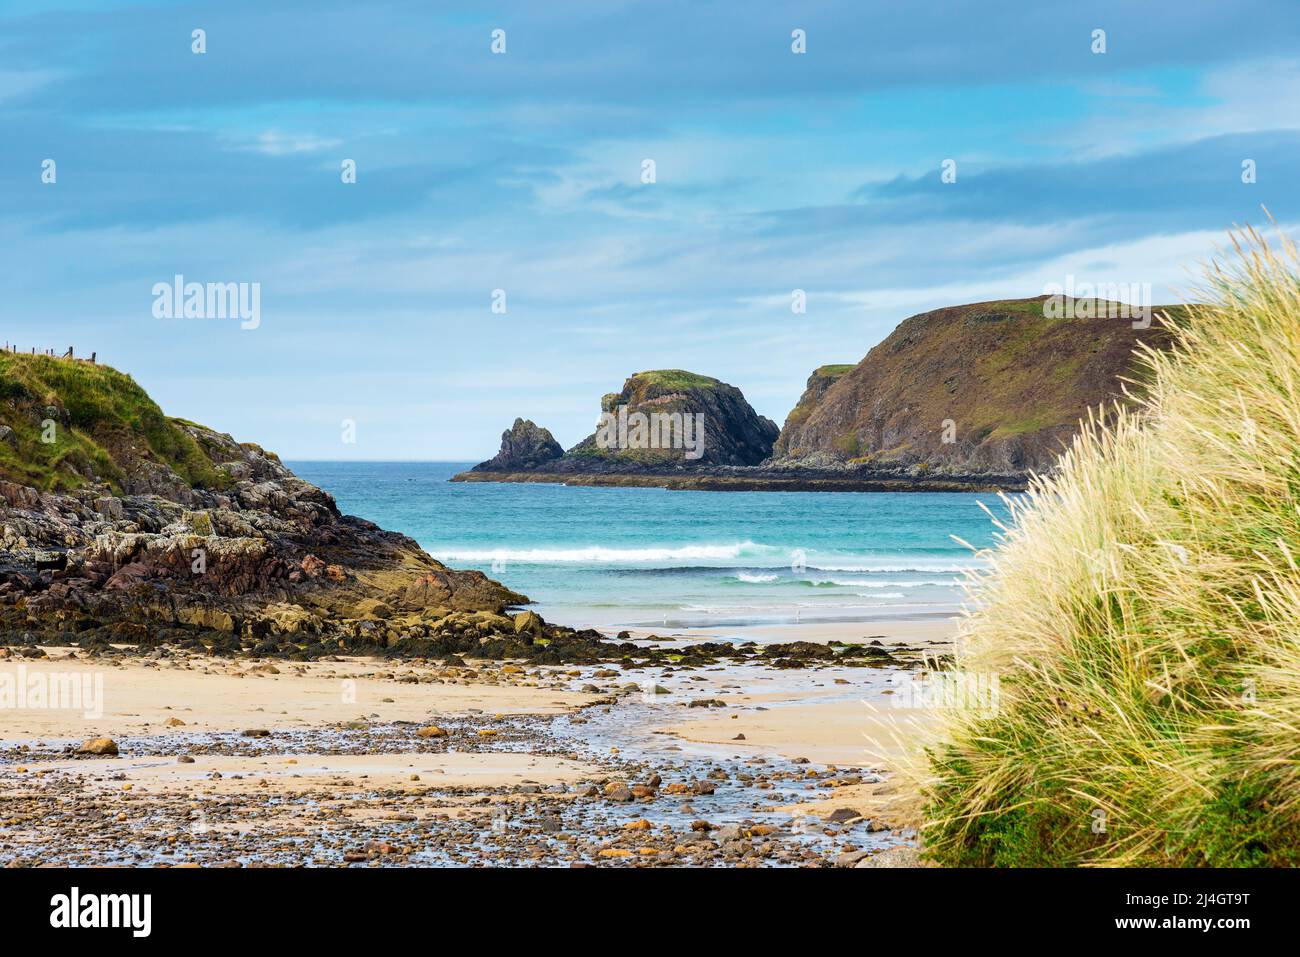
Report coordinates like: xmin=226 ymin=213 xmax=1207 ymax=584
xmin=826 ymin=807 xmax=863 ymax=824
xmin=415 ymin=725 xmax=447 ymax=739
xmin=0 ymin=426 xmax=16 ymax=453
xmin=182 ymin=510 xmax=213 ymax=535
xmin=604 ymin=784 xmax=634 ymax=802
xmin=176 ymin=606 xmax=235 ymax=632
xmin=241 ymin=728 xmax=271 ymax=738
xmin=733 ymin=733 xmax=746 ymax=740
xmin=353 ymin=598 xmax=393 ymax=620
xmin=76 ymin=737 xmax=119 ymax=756
xmin=856 ymin=846 xmax=923 ymax=868
xmin=482 ymin=418 xmax=565 ymax=470
xmin=512 ymin=610 xmax=544 ymax=636
xmin=834 ymin=850 xmax=872 ymax=868
xmin=763 ymin=641 xmax=835 ymax=661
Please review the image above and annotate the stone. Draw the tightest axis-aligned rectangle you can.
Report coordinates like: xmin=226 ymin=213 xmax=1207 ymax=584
xmin=76 ymin=737 xmax=118 ymax=756
xmin=826 ymin=807 xmax=863 ymax=824
xmin=604 ymin=784 xmax=634 ymax=802
xmin=182 ymin=510 xmax=213 ymax=536
xmin=856 ymin=846 xmax=923 ymax=868
xmin=512 ymin=610 xmax=544 ymax=636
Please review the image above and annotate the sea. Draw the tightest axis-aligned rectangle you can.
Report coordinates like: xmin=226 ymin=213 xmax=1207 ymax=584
xmin=288 ymin=462 xmax=1014 ymax=639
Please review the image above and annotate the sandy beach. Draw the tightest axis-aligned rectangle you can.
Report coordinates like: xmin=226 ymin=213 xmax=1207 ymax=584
xmin=0 ymin=599 xmax=953 ymax=867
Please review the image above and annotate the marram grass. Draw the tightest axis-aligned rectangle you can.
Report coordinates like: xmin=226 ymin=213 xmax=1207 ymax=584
xmin=917 ymin=226 xmax=1300 ymax=866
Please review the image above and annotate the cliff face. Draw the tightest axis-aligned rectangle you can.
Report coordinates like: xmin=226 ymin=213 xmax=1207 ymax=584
xmin=771 ymin=364 xmax=854 ymax=459
xmin=473 ymin=370 xmax=778 ymax=474
xmin=0 ymin=353 xmax=548 ymax=654
xmin=770 ymin=298 xmax=1174 ymax=474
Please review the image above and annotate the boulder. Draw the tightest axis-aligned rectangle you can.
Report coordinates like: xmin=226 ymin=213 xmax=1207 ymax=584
xmin=76 ymin=737 xmax=119 ymax=756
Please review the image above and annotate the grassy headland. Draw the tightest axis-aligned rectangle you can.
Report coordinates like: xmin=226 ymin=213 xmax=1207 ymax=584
xmin=0 ymin=352 xmax=225 ymax=493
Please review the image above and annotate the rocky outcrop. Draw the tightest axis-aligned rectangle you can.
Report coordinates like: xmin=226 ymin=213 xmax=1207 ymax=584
xmin=0 ymin=353 xmax=555 ymax=655
xmin=467 ymin=370 xmax=778 ymax=478
xmin=482 ymin=418 xmax=564 ymax=470
xmin=770 ymin=298 xmax=1175 ymax=475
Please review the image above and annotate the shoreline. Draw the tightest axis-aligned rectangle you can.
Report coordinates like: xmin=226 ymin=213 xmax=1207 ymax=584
xmin=450 ymin=468 xmax=1027 ymax=494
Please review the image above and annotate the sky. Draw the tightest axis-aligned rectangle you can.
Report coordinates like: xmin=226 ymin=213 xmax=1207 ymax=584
xmin=3 ymin=0 xmax=1300 ymax=460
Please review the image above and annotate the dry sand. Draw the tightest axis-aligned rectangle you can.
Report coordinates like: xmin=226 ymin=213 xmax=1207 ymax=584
xmin=1 ymin=653 xmax=603 ymax=807
xmin=0 ymin=651 xmax=597 ymax=742
xmin=22 ymin=751 xmax=595 ymax=795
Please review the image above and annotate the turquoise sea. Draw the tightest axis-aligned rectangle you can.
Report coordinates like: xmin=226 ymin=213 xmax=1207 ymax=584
xmin=289 ymin=462 xmax=1013 ymax=636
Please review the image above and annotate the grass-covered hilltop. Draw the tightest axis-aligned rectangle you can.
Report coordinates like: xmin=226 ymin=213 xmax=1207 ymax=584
xmin=916 ymin=229 xmax=1300 ymax=866
xmin=0 ymin=353 xmax=225 ymax=494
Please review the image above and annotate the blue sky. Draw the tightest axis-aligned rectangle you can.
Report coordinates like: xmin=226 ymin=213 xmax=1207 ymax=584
xmin=3 ymin=0 xmax=1299 ymax=459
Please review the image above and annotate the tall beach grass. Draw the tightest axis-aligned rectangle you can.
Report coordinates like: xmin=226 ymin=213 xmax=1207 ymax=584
xmin=918 ymin=226 xmax=1300 ymax=866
